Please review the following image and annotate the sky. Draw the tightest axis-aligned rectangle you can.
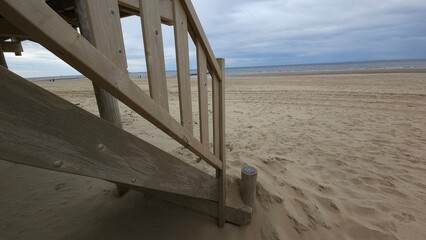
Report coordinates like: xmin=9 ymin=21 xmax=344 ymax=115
xmin=3 ymin=0 xmax=426 ymax=78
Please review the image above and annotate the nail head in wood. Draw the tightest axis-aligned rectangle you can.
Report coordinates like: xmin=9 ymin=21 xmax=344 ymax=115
xmin=53 ymin=160 xmax=63 ymax=168
xmin=96 ymin=143 xmax=105 ymax=151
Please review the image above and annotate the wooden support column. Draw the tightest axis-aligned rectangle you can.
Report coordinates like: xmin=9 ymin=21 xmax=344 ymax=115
xmin=0 ymin=46 xmax=7 ymax=69
xmin=75 ymin=0 xmax=128 ymax=195
xmin=216 ymin=58 xmax=226 ymax=227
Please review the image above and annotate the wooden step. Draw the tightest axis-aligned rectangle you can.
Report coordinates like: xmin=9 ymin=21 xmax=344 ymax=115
xmin=0 ymin=67 xmax=251 ymax=225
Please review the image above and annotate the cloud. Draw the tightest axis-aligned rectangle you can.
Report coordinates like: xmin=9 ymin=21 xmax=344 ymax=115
xmin=3 ymin=0 xmax=426 ymax=77
xmin=193 ymin=0 xmax=426 ymax=65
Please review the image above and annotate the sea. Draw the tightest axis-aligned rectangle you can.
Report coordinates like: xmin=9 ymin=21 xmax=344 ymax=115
xmin=27 ymin=59 xmax=426 ymax=81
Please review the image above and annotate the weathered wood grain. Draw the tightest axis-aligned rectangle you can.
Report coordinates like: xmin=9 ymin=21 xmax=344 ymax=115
xmin=196 ymin=39 xmax=209 ymax=147
xmin=216 ymin=58 xmax=227 ymax=227
xmin=76 ymin=0 xmax=129 ymax=194
xmin=0 ymin=67 xmax=251 ymax=225
xmin=140 ymin=0 xmax=170 ymax=112
xmin=212 ymin=69 xmax=220 ymax=158
xmin=0 ymin=18 xmax=28 ymax=39
xmin=0 ymin=0 xmax=222 ymax=170
xmin=76 ymin=0 xmax=126 ymax=129
xmin=136 ymin=178 xmax=251 ymax=226
xmin=173 ymin=0 xmax=193 ymax=133
xmin=0 ymin=66 xmax=216 ymax=201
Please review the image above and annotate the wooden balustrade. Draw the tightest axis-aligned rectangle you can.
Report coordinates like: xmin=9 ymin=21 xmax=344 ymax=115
xmin=0 ymin=0 xmax=227 ymax=226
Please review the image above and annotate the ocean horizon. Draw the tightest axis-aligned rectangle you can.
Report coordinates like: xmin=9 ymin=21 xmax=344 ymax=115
xmin=27 ymin=59 xmax=426 ymax=81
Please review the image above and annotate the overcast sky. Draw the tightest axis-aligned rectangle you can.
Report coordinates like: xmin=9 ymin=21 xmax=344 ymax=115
xmin=4 ymin=0 xmax=426 ymax=77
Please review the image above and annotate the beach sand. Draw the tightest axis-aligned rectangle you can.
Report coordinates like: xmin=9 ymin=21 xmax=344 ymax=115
xmin=1 ymin=72 xmax=425 ymax=239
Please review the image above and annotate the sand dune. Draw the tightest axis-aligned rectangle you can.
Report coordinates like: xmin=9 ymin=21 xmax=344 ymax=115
xmin=1 ymin=72 xmax=425 ymax=239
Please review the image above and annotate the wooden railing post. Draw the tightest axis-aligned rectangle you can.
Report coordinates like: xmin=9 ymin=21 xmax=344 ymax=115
xmin=196 ymin=40 xmax=209 ymax=148
xmin=75 ymin=0 xmax=128 ymax=196
xmin=139 ymin=0 xmax=170 ymax=112
xmin=215 ymin=58 xmax=226 ymax=227
xmin=173 ymin=0 xmax=193 ymax=133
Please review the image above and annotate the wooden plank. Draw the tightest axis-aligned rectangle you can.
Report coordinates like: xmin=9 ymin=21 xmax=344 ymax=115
xmin=217 ymin=58 xmax=226 ymax=227
xmin=180 ymin=0 xmax=222 ymax=82
xmin=138 ymin=178 xmax=252 ymax=226
xmin=76 ymin=0 xmax=128 ymax=194
xmin=0 ymin=67 xmax=252 ymax=226
xmin=139 ymin=0 xmax=169 ymax=112
xmin=0 ymin=66 xmax=217 ymax=201
xmin=212 ymin=69 xmax=220 ymax=158
xmin=0 ymin=0 xmax=222 ymax=170
xmin=46 ymin=0 xmax=75 ymax=11
xmin=196 ymin=39 xmax=209 ymax=147
xmin=0 ymin=18 xmax=28 ymax=38
xmin=173 ymin=0 xmax=193 ymax=133
xmin=118 ymin=0 xmax=173 ymax=25
xmin=76 ymin=0 xmax=128 ymax=71
xmin=0 ymin=41 xmax=23 ymax=54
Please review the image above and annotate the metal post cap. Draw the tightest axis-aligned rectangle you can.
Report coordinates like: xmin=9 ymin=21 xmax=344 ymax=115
xmin=242 ymin=165 xmax=257 ymax=175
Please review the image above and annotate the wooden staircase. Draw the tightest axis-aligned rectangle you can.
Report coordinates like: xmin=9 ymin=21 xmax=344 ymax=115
xmin=0 ymin=67 xmax=251 ymax=225
xmin=0 ymin=0 xmax=252 ymax=226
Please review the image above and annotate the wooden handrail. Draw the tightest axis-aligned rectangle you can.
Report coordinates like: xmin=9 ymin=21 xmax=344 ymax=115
xmin=0 ymin=0 xmax=228 ymax=227
xmin=180 ymin=0 xmax=223 ymax=83
xmin=0 ymin=0 xmax=223 ymax=170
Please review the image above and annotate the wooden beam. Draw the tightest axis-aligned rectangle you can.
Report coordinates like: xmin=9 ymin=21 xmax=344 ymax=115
xmin=0 ymin=18 xmax=28 ymax=39
xmin=0 ymin=0 xmax=222 ymax=170
xmin=118 ymin=0 xmax=174 ymax=25
xmin=180 ymin=0 xmax=223 ymax=82
xmin=173 ymin=0 xmax=193 ymax=133
xmin=75 ymin=0 xmax=128 ymax=128
xmin=137 ymin=178 xmax=252 ymax=226
xmin=0 ymin=41 xmax=23 ymax=54
xmin=216 ymin=58 xmax=226 ymax=227
xmin=46 ymin=0 xmax=75 ymax=11
xmin=0 ymin=66 xmax=217 ymax=201
xmin=139 ymin=0 xmax=170 ymax=112
xmin=196 ymin=39 xmax=209 ymax=148
xmin=76 ymin=0 xmax=128 ymax=195
xmin=0 ymin=46 xmax=7 ymax=69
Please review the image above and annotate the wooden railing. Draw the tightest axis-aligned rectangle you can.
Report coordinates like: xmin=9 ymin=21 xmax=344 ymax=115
xmin=0 ymin=0 xmax=226 ymax=226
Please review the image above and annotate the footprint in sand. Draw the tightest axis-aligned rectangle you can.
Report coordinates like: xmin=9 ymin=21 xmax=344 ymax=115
xmin=392 ymin=212 xmax=416 ymax=223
